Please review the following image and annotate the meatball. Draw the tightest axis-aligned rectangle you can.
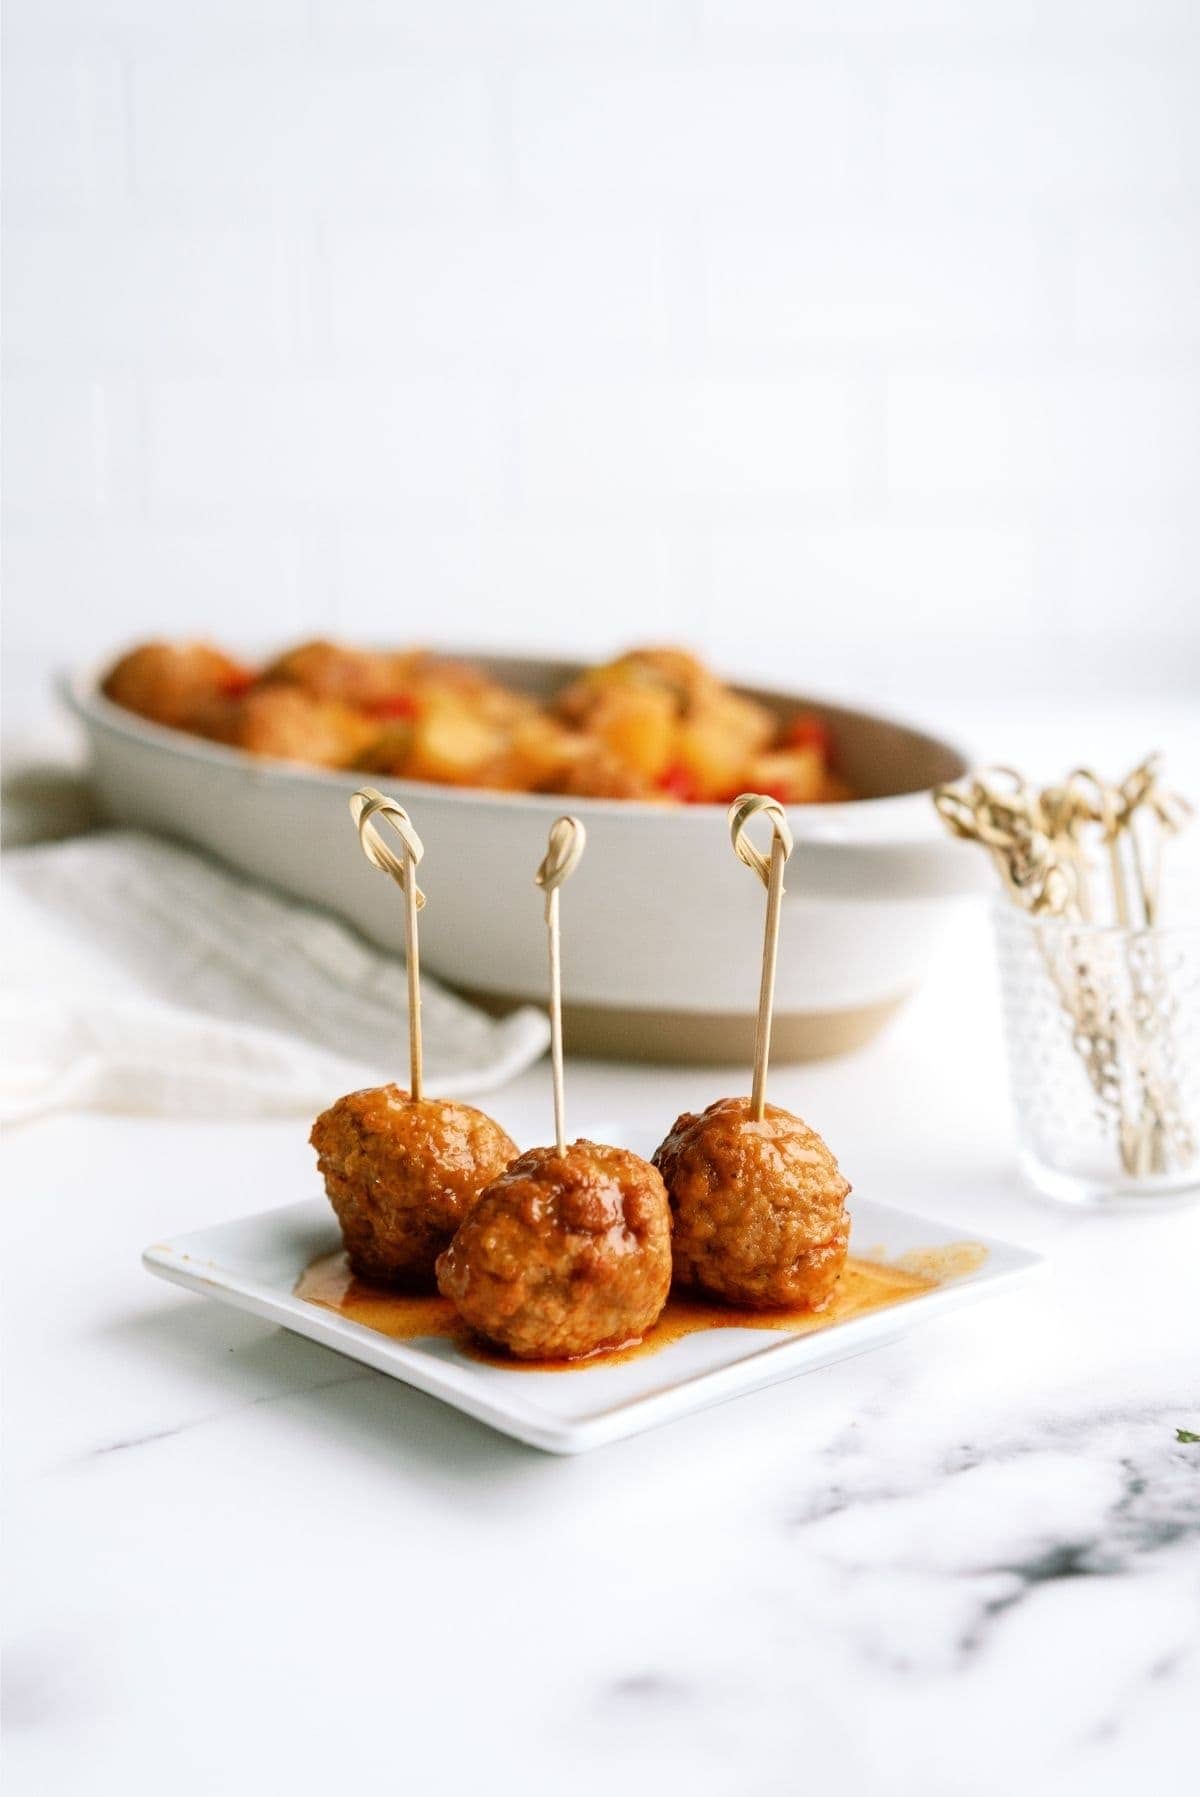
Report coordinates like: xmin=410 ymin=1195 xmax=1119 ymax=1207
xmin=653 ymin=1096 xmax=851 ymax=1310
xmin=261 ymin=641 xmax=530 ymax=728
xmin=556 ymin=646 xmax=720 ymax=725
xmin=404 ymin=655 xmax=538 ymax=729
xmin=260 ymin=639 xmax=411 ymax=709
xmin=196 ymin=686 xmax=376 ymax=768
xmin=311 ymin=1085 xmax=518 ymax=1289
xmin=556 ymin=743 xmax=659 ymax=800
xmin=103 ymin=641 xmax=250 ymax=730
xmin=436 ymin=1141 xmax=672 ymax=1360
xmin=474 ymin=715 xmax=586 ymax=794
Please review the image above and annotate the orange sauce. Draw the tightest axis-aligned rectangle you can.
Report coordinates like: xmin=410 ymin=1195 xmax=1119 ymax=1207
xmin=891 ymin=1241 xmax=989 ymax=1282
xmin=294 ymin=1243 xmax=985 ymax=1371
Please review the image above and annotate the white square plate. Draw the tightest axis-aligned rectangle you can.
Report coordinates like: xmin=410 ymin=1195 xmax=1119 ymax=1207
xmin=143 ymin=1199 xmax=1044 ymax=1454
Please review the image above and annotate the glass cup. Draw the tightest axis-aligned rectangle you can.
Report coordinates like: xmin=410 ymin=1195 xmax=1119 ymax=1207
xmin=993 ymin=901 xmax=1200 ymax=1206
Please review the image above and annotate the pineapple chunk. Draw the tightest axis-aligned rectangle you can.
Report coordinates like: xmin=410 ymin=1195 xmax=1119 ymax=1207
xmin=744 ymin=746 xmax=826 ymax=805
xmin=590 ymin=687 xmax=676 ymax=782
xmin=672 ymin=716 xmax=746 ymax=802
xmin=404 ymin=701 xmax=505 ymax=787
xmin=486 ymin=716 xmax=583 ymax=792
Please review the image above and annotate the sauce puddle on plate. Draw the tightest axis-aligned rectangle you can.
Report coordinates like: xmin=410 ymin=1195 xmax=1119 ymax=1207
xmin=294 ymin=1242 xmax=988 ymax=1372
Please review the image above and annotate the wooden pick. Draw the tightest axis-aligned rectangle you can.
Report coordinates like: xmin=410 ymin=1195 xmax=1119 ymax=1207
xmin=534 ymin=815 xmax=587 ymax=1154
xmin=351 ymin=787 xmax=427 ymax=1101
xmin=728 ymin=792 xmax=795 ymax=1121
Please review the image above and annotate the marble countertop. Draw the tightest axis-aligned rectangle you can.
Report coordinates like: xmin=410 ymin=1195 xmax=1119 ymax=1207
xmin=5 ymin=891 xmax=1198 ymax=1797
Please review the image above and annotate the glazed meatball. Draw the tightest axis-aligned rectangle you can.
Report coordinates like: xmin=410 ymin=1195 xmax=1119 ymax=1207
xmin=556 ymin=646 xmax=720 ymax=725
xmin=260 ymin=639 xmax=411 ymax=709
xmin=103 ymin=641 xmax=249 ymax=730
xmin=196 ymin=686 xmax=376 ymax=768
xmin=653 ymin=1097 xmax=851 ymax=1310
xmin=404 ymin=655 xmax=538 ymax=729
xmin=557 ymin=743 xmax=660 ymax=801
xmin=311 ymin=1085 xmax=518 ymax=1289
xmin=436 ymin=1141 xmax=672 ymax=1360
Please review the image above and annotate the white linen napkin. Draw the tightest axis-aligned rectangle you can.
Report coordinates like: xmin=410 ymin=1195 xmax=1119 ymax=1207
xmin=1 ymin=830 xmax=549 ymax=1125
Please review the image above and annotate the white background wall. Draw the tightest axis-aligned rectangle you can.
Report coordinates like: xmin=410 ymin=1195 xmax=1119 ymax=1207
xmin=4 ymin=1 xmax=1199 ymax=724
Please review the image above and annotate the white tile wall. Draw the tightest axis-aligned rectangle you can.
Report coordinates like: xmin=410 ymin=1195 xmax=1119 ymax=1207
xmin=327 ymin=218 xmax=669 ymax=366
xmin=884 ymin=62 xmax=1200 ymax=201
xmin=1 ymin=52 xmax=128 ymax=204
xmin=3 ymin=0 xmax=1198 ymax=711
xmin=131 ymin=60 xmax=496 ymax=201
xmin=5 ymin=222 xmax=298 ymax=366
xmin=145 ymin=376 xmax=511 ymax=512
xmin=887 ymin=368 xmax=1200 ymax=502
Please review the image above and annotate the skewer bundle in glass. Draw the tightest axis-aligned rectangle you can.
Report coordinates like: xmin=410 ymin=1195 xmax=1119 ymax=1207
xmin=934 ymin=755 xmax=1195 ymax=1181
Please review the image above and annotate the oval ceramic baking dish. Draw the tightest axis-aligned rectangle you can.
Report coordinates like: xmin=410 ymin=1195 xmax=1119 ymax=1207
xmin=65 ymin=655 xmax=980 ymax=1063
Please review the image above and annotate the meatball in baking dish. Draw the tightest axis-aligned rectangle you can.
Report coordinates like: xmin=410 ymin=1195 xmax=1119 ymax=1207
xmin=653 ymin=1097 xmax=851 ymax=1310
xmin=555 ymin=646 xmax=720 ymax=725
xmin=554 ymin=645 xmax=778 ymax=802
xmin=195 ymin=685 xmax=376 ymax=769
xmin=102 ymin=640 xmax=250 ymax=730
xmin=436 ymin=1141 xmax=672 ymax=1360
xmin=99 ymin=636 xmax=853 ymax=803
xmin=311 ymin=1085 xmax=518 ymax=1289
xmin=260 ymin=639 xmax=414 ymax=710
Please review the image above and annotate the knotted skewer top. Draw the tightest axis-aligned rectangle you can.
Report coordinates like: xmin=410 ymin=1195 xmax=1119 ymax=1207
xmin=933 ymin=755 xmax=1193 ymax=927
xmin=534 ymin=815 xmax=587 ymax=1155
xmin=534 ymin=815 xmax=587 ymax=920
xmin=728 ymin=792 xmax=795 ymax=1120
xmin=351 ymin=786 xmax=426 ymax=909
xmin=728 ymin=792 xmax=794 ymax=889
xmin=350 ymin=785 xmax=427 ymax=1098
xmin=934 ymin=768 xmax=1079 ymax=917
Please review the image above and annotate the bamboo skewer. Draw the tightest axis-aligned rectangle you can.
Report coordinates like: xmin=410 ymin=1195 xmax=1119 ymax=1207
xmin=351 ymin=786 xmax=427 ymax=1101
xmin=534 ymin=815 xmax=587 ymax=1155
xmin=729 ymin=792 xmax=795 ymax=1121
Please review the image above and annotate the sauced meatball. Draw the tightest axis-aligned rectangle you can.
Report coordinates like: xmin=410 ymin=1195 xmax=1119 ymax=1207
xmin=436 ymin=1141 xmax=672 ymax=1360
xmin=403 ymin=655 xmax=538 ymax=729
xmin=311 ymin=1085 xmax=518 ymax=1289
xmin=260 ymin=639 xmax=412 ymax=709
xmin=556 ymin=646 xmax=720 ymax=726
xmin=261 ymin=641 xmax=531 ymax=728
xmin=195 ymin=686 xmax=377 ymax=768
xmin=102 ymin=641 xmax=250 ymax=730
xmin=653 ymin=1096 xmax=851 ymax=1310
xmin=556 ymin=745 xmax=659 ymax=801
